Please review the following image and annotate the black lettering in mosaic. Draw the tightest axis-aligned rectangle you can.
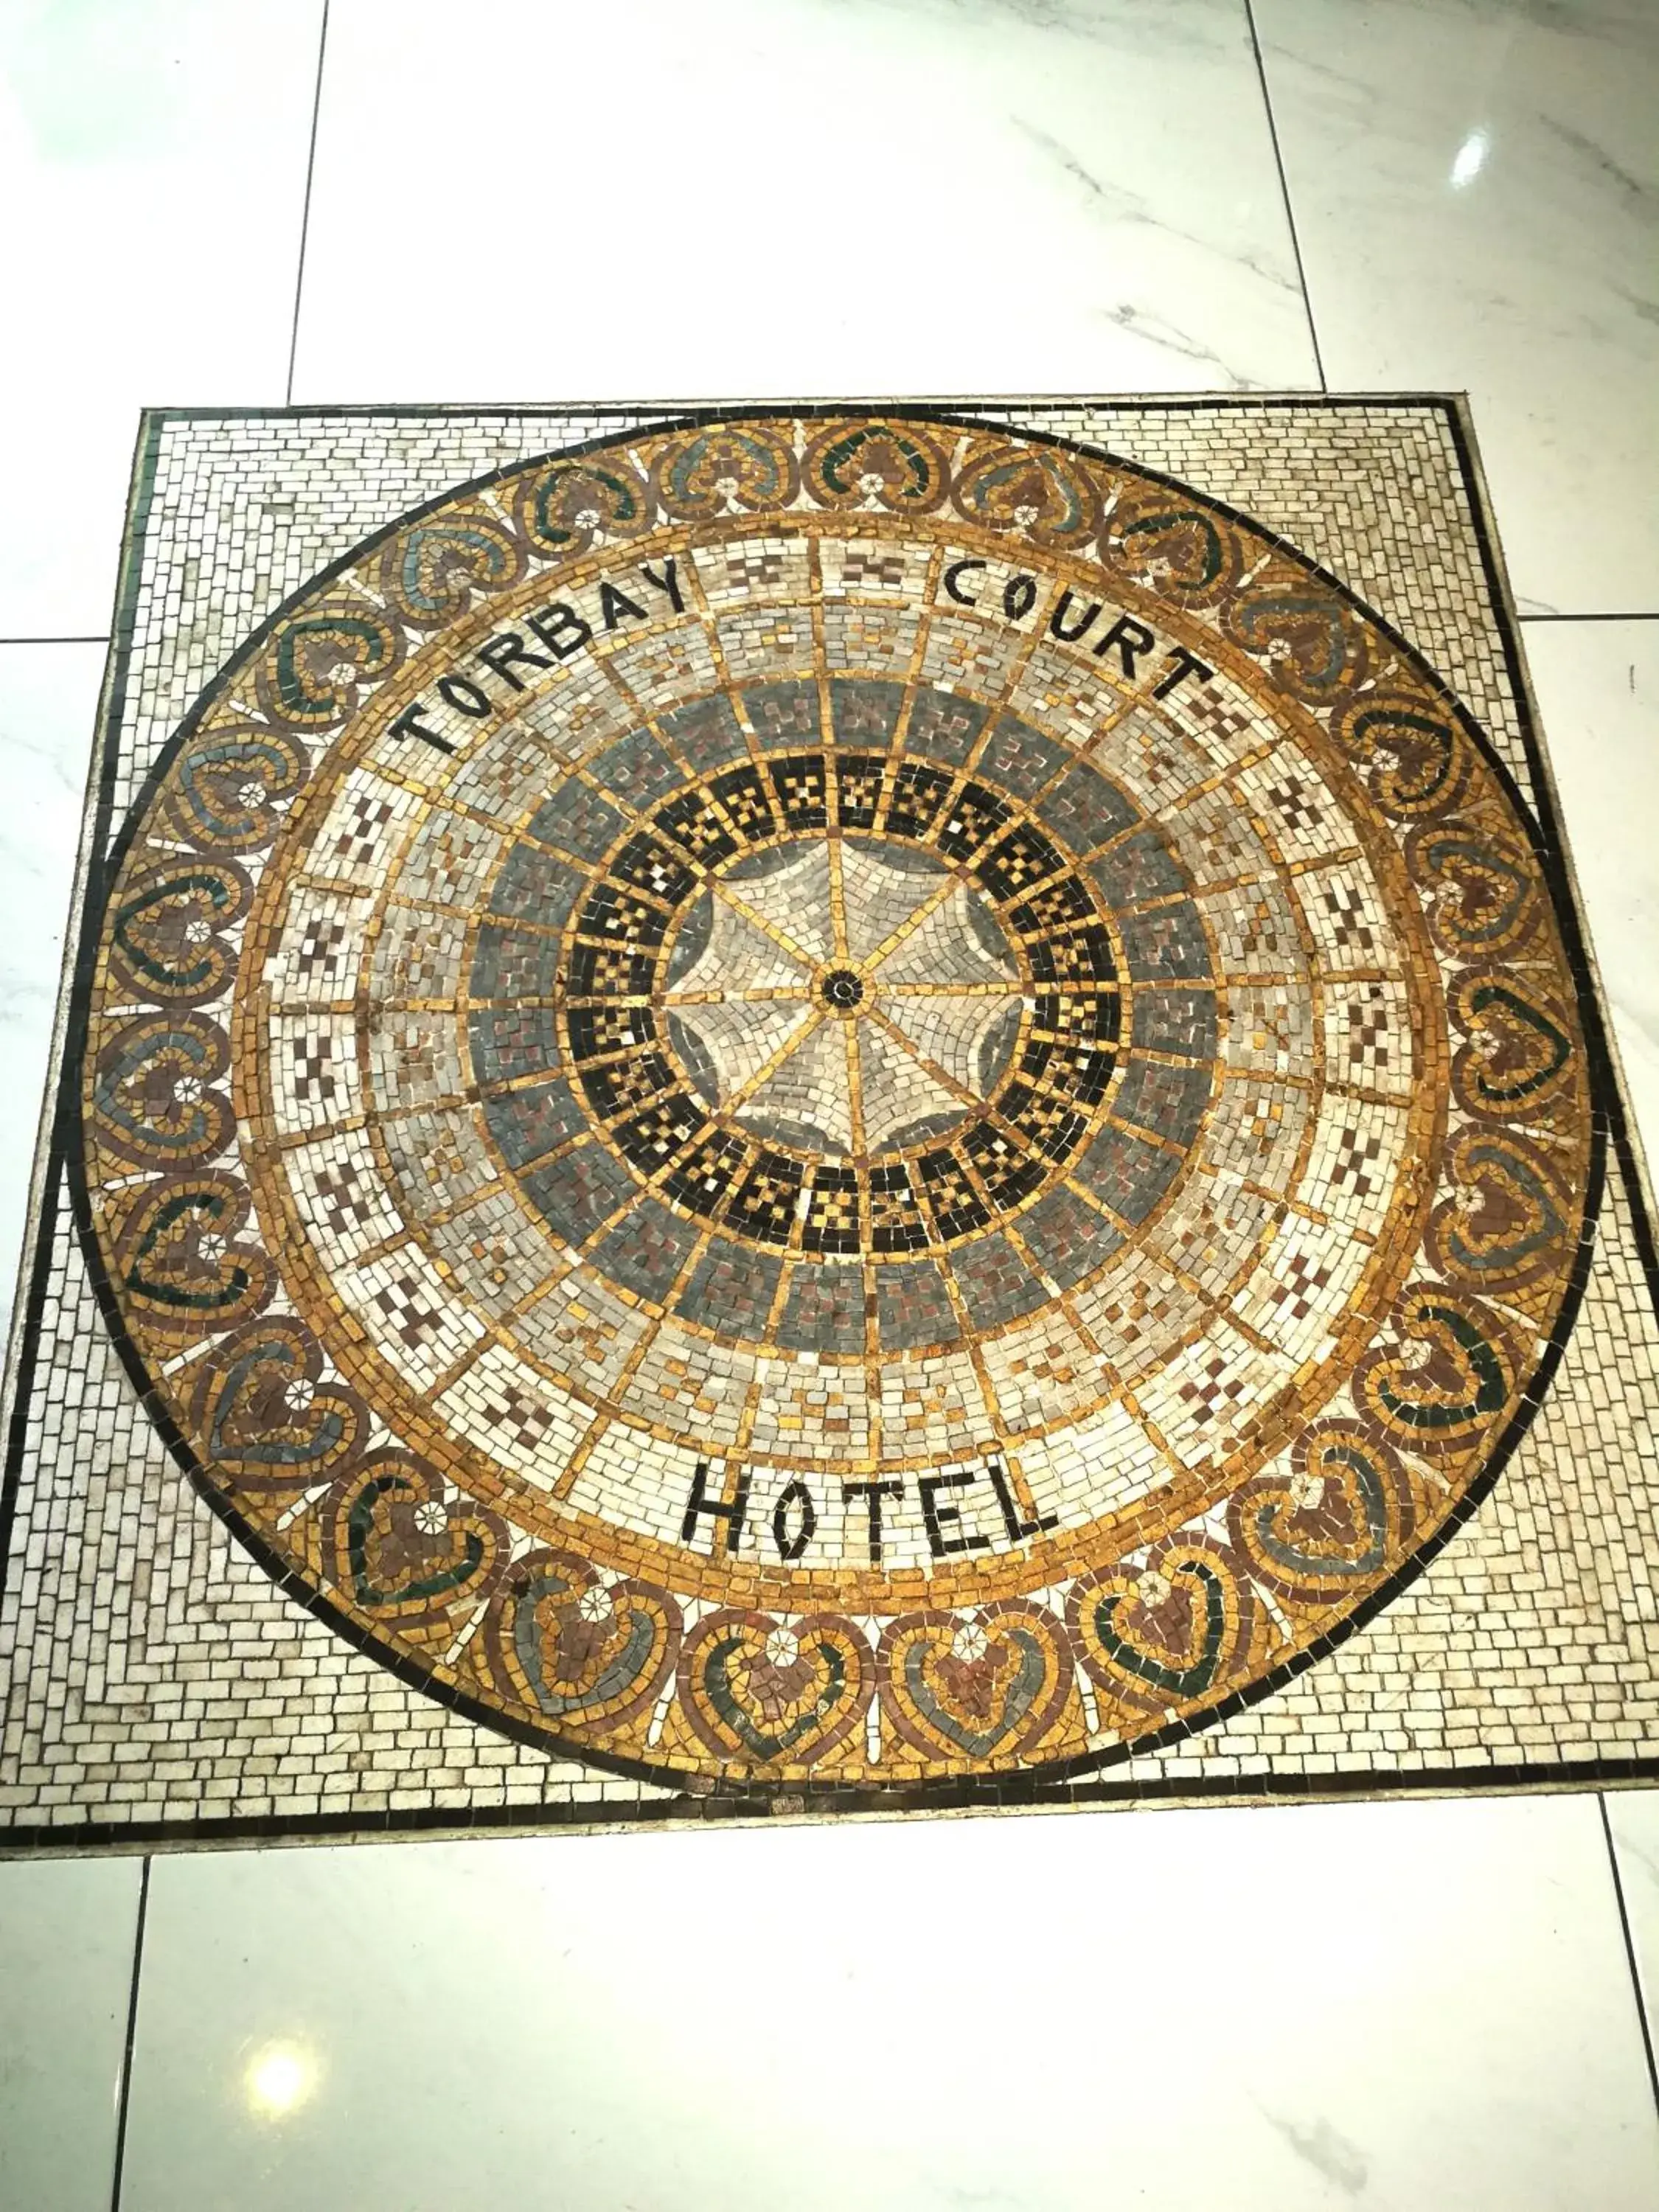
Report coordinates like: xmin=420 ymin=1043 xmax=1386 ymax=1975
xmin=919 ymin=1472 xmax=991 ymax=1559
xmin=387 ymin=703 xmax=456 ymax=754
xmin=771 ymin=1480 xmax=818 ymax=1562
xmin=1094 ymin=613 xmax=1156 ymax=678
xmin=474 ymin=631 xmax=554 ymax=690
xmin=943 ymin=557 xmax=984 ymax=605
xmin=681 ymin=1462 xmax=751 ymax=1554
xmin=844 ymin=1481 xmax=904 ymax=1565
xmin=526 ymin=602 xmax=594 ymax=658
xmin=637 ymin=557 xmax=684 ymax=613
xmin=988 ymin=1460 xmax=1060 ymax=1545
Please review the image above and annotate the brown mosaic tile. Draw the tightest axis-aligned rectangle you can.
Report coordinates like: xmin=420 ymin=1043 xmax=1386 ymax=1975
xmin=1 ymin=396 xmax=1654 ymax=1850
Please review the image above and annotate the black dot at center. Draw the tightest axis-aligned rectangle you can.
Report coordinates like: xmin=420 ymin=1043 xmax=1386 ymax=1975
xmin=821 ymin=967 xmax=865 ymax=1009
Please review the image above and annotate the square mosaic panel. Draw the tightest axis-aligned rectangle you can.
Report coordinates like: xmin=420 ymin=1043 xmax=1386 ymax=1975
xmin=2 ymin=395 xmax=1657 ymax=1853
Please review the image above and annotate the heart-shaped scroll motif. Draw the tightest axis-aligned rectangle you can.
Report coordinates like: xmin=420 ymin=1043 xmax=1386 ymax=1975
xmin=377 ymin=507 xmax=526 ymax=629
xmin=651 ymin=425 xmax=801 ymax=520
xmin=254 ymin=595 xmax=403 ymax=729
xmin=877 ymin=1600 xmax=1076 ymax=1763
xmin=1408 ymin=818 xmax=1540 ymax=960
xmin=510 ymin=456 xmax=652 ymax=557
xmin=1449 ymin=972 xmax=1579 ymax=1127
xmin=950 ymin=439 xmax=1096 ymax=545
xmin=473 ymin=1548 xmax=681 ymax=1736
xmin=1332 ymin=690 xmax=1472 ymax=819
xmin=324 ymin=1453 xmax=507 ymax=1638
xmin=159 ymin=723 xmax=310 ymax=853
xmin=677 ymin=1610 xmax=872 ymax=1770
xmin=110 ymin=1170 xmax=273 ymax=1341
xmin=810 ymin=419 xmax=953 ymax=514
xmin=90 ymin=1012 xmax=233 ymax=1170
xmin=1228 ymin=1420 xmax=1417 ymax=1605
xmin=189 ymin=1315 xmax=366 ymax=1492
xmin=1427 ymin=1130 xmax=1572 ymax=1301
xmin=1353 ymin=1287 xmax=1517 ymax=1457
xmin=1068 ymin=1537 xmax=1259 ymax=1719
xmin=1222 ymin=561 xmax=1370 ymax=702
xmin=1096 ymin=488 xmax=1242 ymax=605
xmin=108 ymin=855 xmax=251 ymax=1006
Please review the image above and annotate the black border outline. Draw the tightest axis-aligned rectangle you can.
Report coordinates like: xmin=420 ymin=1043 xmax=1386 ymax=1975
xmin=106 ymin=1854 xmax=150 ymax=2211
xmin=0 ymin=412 xmax=164 ymax=1597
xmin=2 ymin=393 xmax=1656 ymax=1855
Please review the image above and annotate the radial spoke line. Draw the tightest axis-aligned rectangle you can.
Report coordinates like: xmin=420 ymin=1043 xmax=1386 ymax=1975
xmin=863 ymin=1005 xmax=987 ymax=1117
xmin=881 ymin=980 xmax=1023 ymax=998
xmin=664 ymin=987 xmax=813 ymax=1004
xmin=826 ymin=830 xmax=851 ymax=964
xmin=843 ymin=1015 xmax=868 ymax=1157
xmin=862 ymin=871 xmax=966 ymax=972
xmin=721 ymin=1006 xmax=830 ymax=1113
xmin=708 ymin=877 xmax=819 ymax=972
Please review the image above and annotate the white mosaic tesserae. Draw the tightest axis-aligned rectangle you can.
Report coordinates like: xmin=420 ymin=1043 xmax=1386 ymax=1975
xmin=1 ymin=397 xmax=1655 ymax=1847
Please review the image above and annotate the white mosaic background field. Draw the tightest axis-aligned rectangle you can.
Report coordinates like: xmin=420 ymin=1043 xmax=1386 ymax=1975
xmin=2 ymin=397 xmax=1655 ymax=1838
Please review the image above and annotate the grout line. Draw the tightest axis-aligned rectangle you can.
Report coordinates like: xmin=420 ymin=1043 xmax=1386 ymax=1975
xmin=1521 ymin=611 xmax=1659 ymax=625
xmin=1599 ymin=1795 xmax=1659 ymax=2126
xmin=0 ymin=635 xmax=111 ymax=647
xmin=1242 ymin=0 xmax=1326 ymax=393
xmin=108 ymin=1857 xmax=152 ymax=2212
xmin=284 ymin=0 xmax=332 ymax=406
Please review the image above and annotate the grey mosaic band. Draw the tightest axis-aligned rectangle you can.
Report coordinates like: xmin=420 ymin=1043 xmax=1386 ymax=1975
xmin=2 ymin=395 xmax=1655 ymax=1848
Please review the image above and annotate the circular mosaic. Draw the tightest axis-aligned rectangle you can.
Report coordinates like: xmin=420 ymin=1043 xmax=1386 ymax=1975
xmin=80 ymin=410 xmax=1595 ymax=1792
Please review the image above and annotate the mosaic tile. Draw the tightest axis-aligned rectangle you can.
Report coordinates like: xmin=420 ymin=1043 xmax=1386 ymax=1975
xmin=1 ymin=396 xmax=1655 ymax=1848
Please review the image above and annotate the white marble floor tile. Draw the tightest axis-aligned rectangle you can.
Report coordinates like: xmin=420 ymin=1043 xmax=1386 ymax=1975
xmin=121 ymin=1795 xmax=1658 ymax=2211
xmin=1605 ymin=1790 xmax=1659 ymax=2047
xmin=0 ymin=1 xmax=323 ymax=639
xmin=0 ymin=644 xmax=107 ymax=1342
xmin=291 ymin=0 xmax=1317 ymax=406
xmin=1522 ymin=619 xmax=1659 ymax=1178
xmin=0 ymin=1854 xmax=142 ymax=2212
xmin=1255 ymin=0 xmax=1659 ymax=618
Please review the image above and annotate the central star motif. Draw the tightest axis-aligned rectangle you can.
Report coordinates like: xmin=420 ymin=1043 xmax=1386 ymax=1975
xmin=665 ymin=839 xmax=1023 ymax=1157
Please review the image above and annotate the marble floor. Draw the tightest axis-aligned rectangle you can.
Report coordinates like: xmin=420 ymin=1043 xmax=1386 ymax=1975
xmin=1 ymin=2 xmax=1657 ymax=2206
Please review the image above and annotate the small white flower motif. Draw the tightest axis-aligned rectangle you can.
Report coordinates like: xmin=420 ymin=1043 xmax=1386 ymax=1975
xmin=1455 ymin=1183 xmax=1484 ymax=1215
xmin=1288 ymin=1469 xmax=1327 ymax=1511
xmin=283 ymin=1377 xmax=316 ymax=1416
xmin=714 ymin=474 xmax=742 ymax=512
xmin=763 ymin=1626 xmax=801 ymax=1669
xmin=1474 ymin=1028 xmax=1506 ymax=1062
xmin=236 ymin=779 xmax=268 ymax=811
xmin=574 ymin=505 xmax=601 ymax=529
xmin=1013 ymin=501 xmax=1040 ymax=528
xmin=327 ymin=657 xmax=358 ymax=686
xmin=858 ymin=471 xmax=887 ymax=501
xmin=1137 ymin=1568 xmax=1172 ymax=1610
xmin=1399 ymin=1335 xmax=1436 ymax=1366
xmin=578 ymin=1585 xmax=614 ymax=1624
xmin=195 ymin=1232 xmax=227 ymax=1265
xmin=413 ymin=1500 xmax=448 ymax=1537
xmin=950 ymin=1621 xmax=990 ymax=1664
xmin=174 ymin=1075 xmax=205 ymax=1105
xmin=183 ymin=917 xmax=214 ymax=945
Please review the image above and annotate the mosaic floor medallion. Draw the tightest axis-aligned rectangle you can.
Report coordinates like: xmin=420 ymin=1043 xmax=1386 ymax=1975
xmin=69 ymin=409 xmax=1601 ymax=1795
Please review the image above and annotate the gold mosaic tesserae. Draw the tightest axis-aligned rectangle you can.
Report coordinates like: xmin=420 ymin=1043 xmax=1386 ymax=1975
xmin=6 ymin=397 xmax=1654 ymax=1843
